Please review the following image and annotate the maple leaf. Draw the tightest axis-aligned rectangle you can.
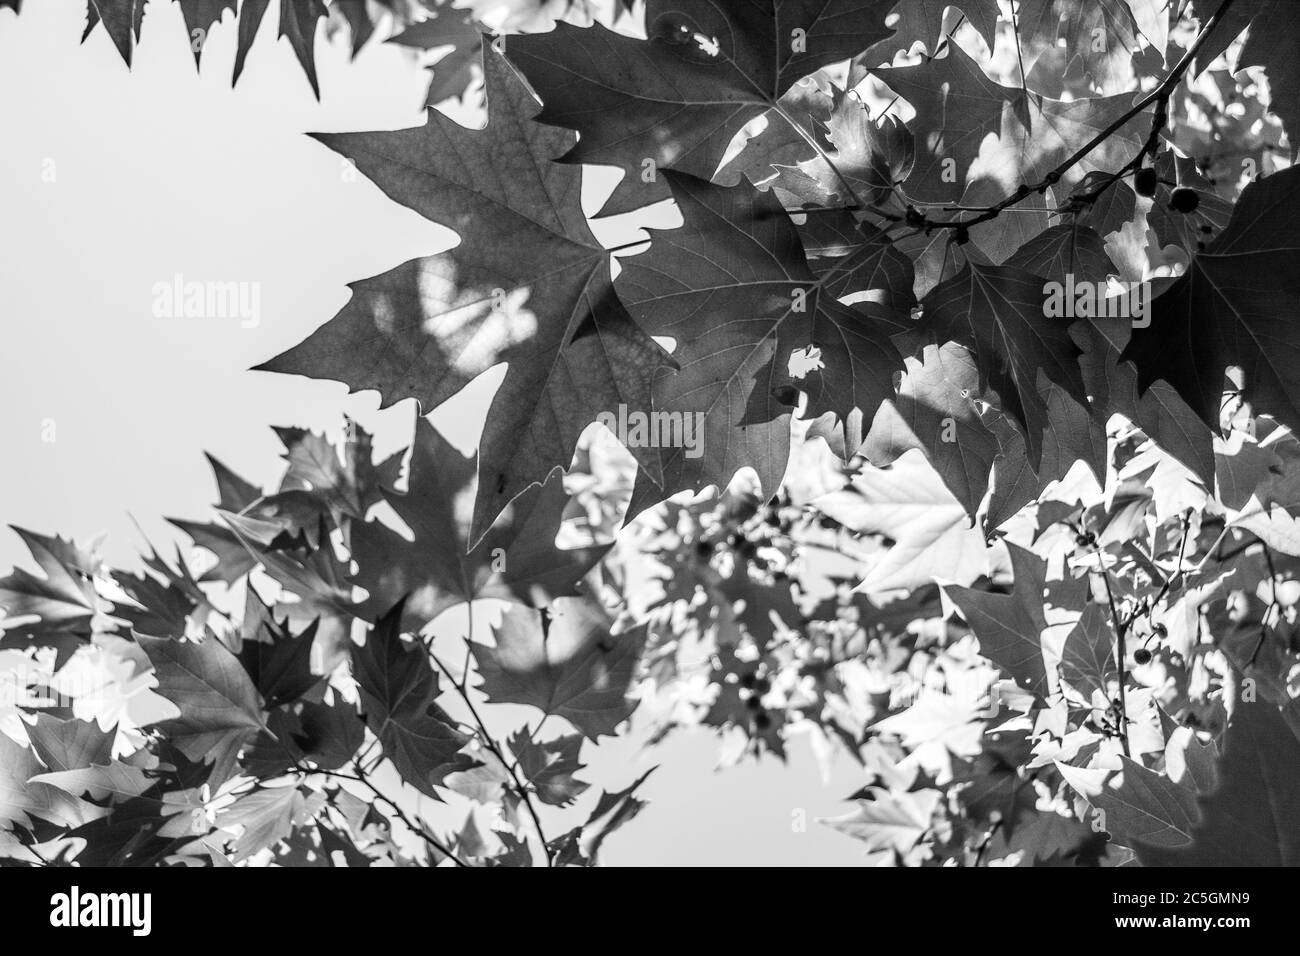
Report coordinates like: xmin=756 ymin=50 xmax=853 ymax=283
xmin=1058 ymin=603 xmax=1116 ymax=699
xmin=1065 ymin=170 xmax=1138 ymax=239
xmin=1076 ymin=316 xmax=1215 ymax=488
xmin=274 ymin=419 xmax=403 ymax=527
xmin=471 ymin=597 xmax=647 ymax=740
xmin=820 ymin=787 xmax=941 ymax=855
xmin=774 ymin=88 xmax=914 ymax=210
xmin=237 ymin=614 xmax=320 ymax=709
xmin=232 ymin=0 xmax=327 ymax=96
xmin=84 ymin=0 xmax=145 ymax=67
xmin=167 ymin=452 xmax=263 ymax=584
xmin=332 ymin=0 xmax=376 ymax=58
xmin=877 ymin=0 xmax=1000 ymax=57
xmin=60 ymin=796 xmax=185 ymax=866
xmin=293 ymin=699 xmax=366 ymax=771
xmin=873 ymin=42 xmax=1148 ymax=204
xmin=817 ymin=227 xmax=917 ymax=311
xmin=0 ymin=733 xmax=108 ymax=832
xmin=203 ymin=450 xmax=262 ymax=508
xmin=218 ymin=785 xmax=323 ymax=862
xmin=802 ymin=237 xmax=921 ymax=456
xmin=954 ymin=733 xmax=1037 ymax=826
xmin=351 ymin=599 xmax=473 ymax=798
xmin=232 ymin=0 xmax=267 ymax=83
xmin=1123 ymin=166 xmax=1300 ymax=438
xmin=387 ymin=2 xmax=483 ymax=104
xmin=701 ymin=656 xmax=788 ymax=759
xmin=1198 ymin=0 xmax=1300 ymax=150
xmin=137 ymin=631 xmax=268 ymax=783
xmin=485 ymin=829 xmax=533 ymax=868
xmin=351 ymin=418 xmax=610 ymax=633
xmin=617 ymin=171 xmax=905 ymax=511
xmin=580 ymin=766 xmax=654 ymax=860
xmin=0 ymin=734 xmax=46 ymax=829
xmin=442 ymin=747 xmax=513 ymax=805
xmin=550 ymin=767 xmax=655 ymax=865
xmin=1003 ymin=222 xmax=1116 ymax=286
xmin=860 ymin=340 xmax=999 ymax=517
xmin=1061 ymin=755 xmax=1200 ymax=853
xmin=178 ymin=0 xmax=235 ymax=67
xmin=945 ymin=544 xmax=1055 ymax=697
xmin=716 ymin=547 xmax=801 ymax=650
xmin=245 ymin=700 xmax=366 ymax=777
xmin=1164 ymin=726 xmax=1219 ymax=795
xmin=1018 ymin=0 xmax=1155 ymax=94
xmin=29 ymin=761 xmax=154 ymax=807
xmin=25 ymin=714 xmax=115 ymax=773
xmin=220 ymin=511 xmax=355 ymax=631
xmin=919 ymin=262 xmax=1090 ymax=468
xmin=1214 ymin=431 xmax=1282 ymax=510
xmin=506 ymin=0 xmax=895 ymax=215
xmin=713 ymin=73 xmax=836 ymax=193
xmin=0 ymin=527 xmax=100 ymax=642
xmin=1145 ymin=151 xmax=1234 ymax=257
xmin=872 ymin=690 xmax=987 ymax=769
xmin=449 ymin=809 xmax=493 ymax=861
xmin=813 ymin=450 xmax=989 ymax=593
xmin=257 ymin=47 xmax=669 ymax=539
xmin=1139 ymin=701 xmax=1300 ymax=865
xmin=232 ymin=490 xmax=331 ymax=552
xmin=316 ymin=818 xmax=375 ymax=866
xmin=508 ymin=730 xmax=590 ymax=807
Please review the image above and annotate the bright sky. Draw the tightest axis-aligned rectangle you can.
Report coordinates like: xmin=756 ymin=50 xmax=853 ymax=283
xmin=0 ymin=1 xmax=867 ymax=866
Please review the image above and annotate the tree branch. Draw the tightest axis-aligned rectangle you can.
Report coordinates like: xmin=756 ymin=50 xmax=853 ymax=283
xmin=898 ymin=0 xmax=1240 ymax=233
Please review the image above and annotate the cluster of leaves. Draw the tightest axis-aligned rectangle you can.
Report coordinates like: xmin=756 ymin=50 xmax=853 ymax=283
xmin=241 ymin=0 xmax=1298 ymax=545
xmin=0 ymin=420 xmax=650 ymax=866
xmin=604 ymin=406 xmax=1300 ymax=864
xmin=5 ymin=0 xmax=1300 ymax=866
xmin=0 ymin=0 xmax=633 ymax=102
xmin=248 ymin=0 xmax=1300 ymax=864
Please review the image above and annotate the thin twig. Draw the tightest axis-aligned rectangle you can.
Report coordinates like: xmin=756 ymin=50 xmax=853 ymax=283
xmin=427 ymin=611 xmax=553 ymax=866
xmin=914 ymin=0 xmax=1239 ymax=232
xmin=1088 ymin=543 xmax=1131 ymax=757
xmin=607 ymin=1 xmax=1238 ymax=252
xmin=1255 ymin=544 xmax=1280 ymax=665
xmin=309 ymin=765 xmax=469 ymax=867
xmin=972 ymin=818 xmax=1003 ymax=867
xmin=1150 ymin=510 xmax=1192 ymax=611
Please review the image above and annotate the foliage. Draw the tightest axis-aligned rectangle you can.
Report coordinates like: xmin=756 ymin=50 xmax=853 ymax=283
xmin=0 ymin=420 xmax=649 ymax=866
xmin=4 ymin=0 xmax=1300 ymax=866
xmin=3 ymin=0 xmax=635 ymax=103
